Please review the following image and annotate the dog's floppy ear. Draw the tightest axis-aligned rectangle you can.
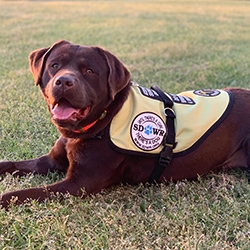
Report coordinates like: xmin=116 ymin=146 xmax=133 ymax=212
xmin=98 ymin=48 xmax=131 ymax=100
xmin=29 ymin=40 xmax=70 ymax=86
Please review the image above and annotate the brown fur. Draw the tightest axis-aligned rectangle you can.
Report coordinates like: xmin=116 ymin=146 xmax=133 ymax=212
xmin=1 ymin=40 xmax=250 ymax=209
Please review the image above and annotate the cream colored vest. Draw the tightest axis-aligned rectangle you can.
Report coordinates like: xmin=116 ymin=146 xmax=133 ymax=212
xmin=109 ymin=83 xmax=233 ymax=157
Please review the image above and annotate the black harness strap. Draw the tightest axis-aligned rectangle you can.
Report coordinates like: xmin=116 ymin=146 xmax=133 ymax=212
xmin=148 ymin=86 xmax=176 ymax=183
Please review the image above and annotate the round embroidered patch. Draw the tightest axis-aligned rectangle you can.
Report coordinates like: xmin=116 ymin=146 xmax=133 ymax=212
xmin=130 ymin=112 xmax=167 ymax=151
xmin=193 ymin=89 xmax=220 ymax=97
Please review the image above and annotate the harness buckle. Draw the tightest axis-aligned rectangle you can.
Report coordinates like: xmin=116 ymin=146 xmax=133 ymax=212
xmin=159 ymin=143 xmax=173 ymax=167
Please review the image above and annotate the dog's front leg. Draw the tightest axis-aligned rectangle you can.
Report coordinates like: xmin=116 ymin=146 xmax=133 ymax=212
xmin=0 ymin=178 xmax=82 ymax=209
xmin=0 ymin=137 xmax=126 ymax=209
xmin=0 ymin=137 xmax=69 ymax=176
xmin=0 ymin=158 xmax=121 ymax=209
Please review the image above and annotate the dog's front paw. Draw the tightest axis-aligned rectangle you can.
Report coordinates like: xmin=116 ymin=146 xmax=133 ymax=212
xmin=0 ymin=161 xmax=16 ymax=175
xmin=0 ymin=192 xmax=17 ymax=210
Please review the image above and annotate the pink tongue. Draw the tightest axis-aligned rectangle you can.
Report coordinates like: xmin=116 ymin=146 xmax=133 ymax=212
xmin=52 ymin=100 xmax=78 ymax=120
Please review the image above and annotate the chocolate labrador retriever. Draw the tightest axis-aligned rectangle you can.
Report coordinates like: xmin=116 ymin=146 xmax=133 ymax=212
xmin=1 ymin=40 xmax=250 ymax=209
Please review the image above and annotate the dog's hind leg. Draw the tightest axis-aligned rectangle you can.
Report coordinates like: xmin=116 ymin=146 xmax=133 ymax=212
xmin=224 ymin=134 xmax=250 ymax=183
xmin=243 ymin=134 xmax=250 ymax=183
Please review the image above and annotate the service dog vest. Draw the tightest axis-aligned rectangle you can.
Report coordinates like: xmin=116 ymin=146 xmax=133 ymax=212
xmin=109 ymin=83 xmax=233 ymax=157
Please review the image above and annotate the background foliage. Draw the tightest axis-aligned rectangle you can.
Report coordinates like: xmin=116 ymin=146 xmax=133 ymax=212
xmin=0 ymin=0 xmax=250 ymax=249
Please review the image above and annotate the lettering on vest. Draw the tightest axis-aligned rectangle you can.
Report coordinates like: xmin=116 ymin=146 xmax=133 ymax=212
xmin=130 ymin=112 xmax=167 ymax=151
xmin=169 ymin=93 xmax=195 ymax=105
xmin=138 ymin=85 xmax=162 ymax=101
xmin=138 ymin=84 xmax=196 ymax=105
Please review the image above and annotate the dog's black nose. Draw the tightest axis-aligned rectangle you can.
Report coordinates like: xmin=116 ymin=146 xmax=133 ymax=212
xmin=55 ymin=75 xmax=75 ymax=87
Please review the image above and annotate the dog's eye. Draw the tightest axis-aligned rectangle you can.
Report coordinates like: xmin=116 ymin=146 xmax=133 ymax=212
xmin=86 ymin=69 xmax=94 ymax=74
xmin=51 ymin=63 xmax=59 ymax=69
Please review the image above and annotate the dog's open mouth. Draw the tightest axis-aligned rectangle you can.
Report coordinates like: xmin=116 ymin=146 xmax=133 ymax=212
xmin=51 ymin=98 xmax=91 ymax=121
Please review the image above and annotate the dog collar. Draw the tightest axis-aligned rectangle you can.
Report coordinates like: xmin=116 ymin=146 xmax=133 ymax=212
xmin=73 ymin=110 xmax=107 ymax=133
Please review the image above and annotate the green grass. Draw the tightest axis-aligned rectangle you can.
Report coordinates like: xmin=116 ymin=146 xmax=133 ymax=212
xmin=1 ymin=0 xmax=250 ymax=249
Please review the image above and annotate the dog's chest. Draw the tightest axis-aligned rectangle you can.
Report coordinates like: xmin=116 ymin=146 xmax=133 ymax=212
xmin=108 ymin=84 xmax=233 ymax=157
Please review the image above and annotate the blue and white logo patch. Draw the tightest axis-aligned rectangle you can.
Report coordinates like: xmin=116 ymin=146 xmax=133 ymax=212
xmin=130 ymin=112 xmax=167 ymax=151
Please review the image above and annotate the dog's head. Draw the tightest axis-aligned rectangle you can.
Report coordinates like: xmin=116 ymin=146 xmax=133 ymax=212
xmin=29 ymin=40 xmax=130 ymax=134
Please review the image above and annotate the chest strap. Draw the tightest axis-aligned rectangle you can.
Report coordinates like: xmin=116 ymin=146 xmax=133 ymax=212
xmin=148 ymin=86 xmax=176 ymax=183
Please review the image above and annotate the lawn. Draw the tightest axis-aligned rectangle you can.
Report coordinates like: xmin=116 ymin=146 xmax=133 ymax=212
xmin=0 ymin=0 xmax=250 ymax=249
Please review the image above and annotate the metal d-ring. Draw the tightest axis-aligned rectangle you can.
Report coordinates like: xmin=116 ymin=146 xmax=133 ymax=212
xmin=163 ymin=107 xmax=175 ymax=117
